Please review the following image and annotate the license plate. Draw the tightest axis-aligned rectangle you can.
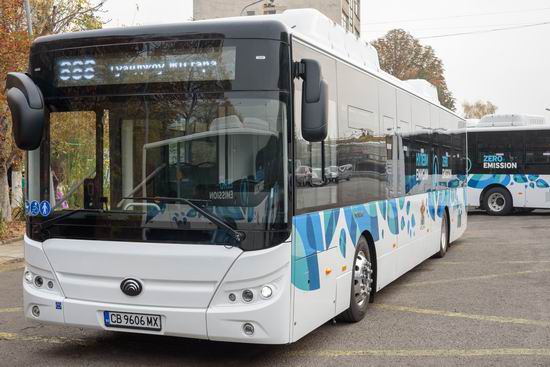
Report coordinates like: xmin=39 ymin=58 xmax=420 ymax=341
xmin=103 ymin=311 xmax=161 ymax=331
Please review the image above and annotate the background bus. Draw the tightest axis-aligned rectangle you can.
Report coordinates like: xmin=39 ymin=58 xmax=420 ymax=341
xmin=467 ymin=114 xmax=550 ymax=215
xmin=7 ymin=9 xmax=467 ymax=344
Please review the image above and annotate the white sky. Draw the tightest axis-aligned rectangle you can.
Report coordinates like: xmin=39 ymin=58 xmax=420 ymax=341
xmin=101 ymin=0 xmax=550 ymax=117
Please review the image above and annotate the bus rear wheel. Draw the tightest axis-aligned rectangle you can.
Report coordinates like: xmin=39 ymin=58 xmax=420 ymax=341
xmin=338 ymin=236 xmax=373 ymax=323
xmin=483 ymin=187 xmax=512 ymax=216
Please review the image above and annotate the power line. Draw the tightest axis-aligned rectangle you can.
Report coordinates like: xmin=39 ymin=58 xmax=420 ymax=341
xmin=366 ymin=6 xmax=550 ymax=25
xmin=417 ymin=20 xmax=550 ymax=39
xmin=364 ymin=21 xmax=545 ymax=33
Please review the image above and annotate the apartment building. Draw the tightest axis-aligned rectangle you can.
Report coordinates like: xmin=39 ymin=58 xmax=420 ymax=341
xmin=193 ymin=0 xmax=361 ymax=36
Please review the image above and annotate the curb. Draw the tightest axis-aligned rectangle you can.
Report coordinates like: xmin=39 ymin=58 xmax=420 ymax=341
xmin=0 ymin=236 xmax=24 ymax=246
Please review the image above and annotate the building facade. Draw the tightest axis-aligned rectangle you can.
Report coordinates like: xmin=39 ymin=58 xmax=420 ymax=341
xmin=193 ymin=0 xmax=361 ymax=36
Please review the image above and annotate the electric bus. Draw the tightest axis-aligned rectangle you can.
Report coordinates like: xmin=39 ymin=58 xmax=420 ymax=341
xmin=467 ymin=114 xmax=550 ymax=215
xmin=7 ymin=9 xmax=467 ymax=344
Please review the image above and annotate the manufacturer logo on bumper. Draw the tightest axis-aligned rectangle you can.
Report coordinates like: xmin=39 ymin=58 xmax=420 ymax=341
xmin=120 ymin=278 xmax=143 ymax=296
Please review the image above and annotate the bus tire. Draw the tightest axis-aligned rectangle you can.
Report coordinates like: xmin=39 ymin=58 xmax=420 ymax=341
xmin=434 ymin=211 xmax=449 ymax=258
xmin=338 ymin=236 xmax=373 ymax=323
xmin=483 ymin=187 xmax=512 ymax=216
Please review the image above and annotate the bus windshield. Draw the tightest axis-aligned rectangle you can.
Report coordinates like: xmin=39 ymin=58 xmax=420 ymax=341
xmin=32 ymin=92 xmax=289 ymax=246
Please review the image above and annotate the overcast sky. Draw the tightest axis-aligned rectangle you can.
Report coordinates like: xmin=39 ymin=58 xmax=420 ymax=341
xmin=101 ymin=0 xmax=550 ymax=117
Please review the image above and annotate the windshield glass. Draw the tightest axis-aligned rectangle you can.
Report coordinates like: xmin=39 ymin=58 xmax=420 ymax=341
xmin=31 ymin=92 xmax=289 ymax=246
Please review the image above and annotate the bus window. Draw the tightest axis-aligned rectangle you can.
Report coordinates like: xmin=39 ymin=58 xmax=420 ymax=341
xmin=525 ymin=131 xmax=550 ymax=175
xmin=526 ymin=132 xmax=550 ymax=164
xmin=50 ymin=110 xmax=108 ymax=210
xmin=475 ymin=132 xmax=523 ymax=173
xmin=293 ymin=43 xmax=338 ymax=213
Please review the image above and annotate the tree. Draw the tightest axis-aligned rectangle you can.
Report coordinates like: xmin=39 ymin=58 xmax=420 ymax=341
xmin=0 ymin=0 xmax=31 ymax=221
xmin=0 ymin=0 xmax=105 ymax=222
xmin=372 ymin=29 xmax=456 ymax=111
xmin=30 ymin=0 xmax=104 ymax=37
xmin=463 ymin=100 xmax=498 ymax=119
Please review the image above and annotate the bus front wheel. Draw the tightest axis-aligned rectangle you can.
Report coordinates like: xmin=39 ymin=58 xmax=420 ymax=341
xmin=483 ymin=187 xmax=512 ymax=216
xmin=434 ymin=211 xmax=449 ymax=258
xmin=338 ymin=236 xmax=373 ymax=323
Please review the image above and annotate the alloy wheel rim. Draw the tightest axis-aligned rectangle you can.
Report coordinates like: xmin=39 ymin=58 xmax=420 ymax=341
xmin=353 ymin=250 xmax=372 ymax=307
xmin=488 ymin=193 xmax=505 ymax=212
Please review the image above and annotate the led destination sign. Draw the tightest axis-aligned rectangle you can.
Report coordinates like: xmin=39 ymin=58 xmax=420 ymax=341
xmin=54 ymin=47 xmax=236 ymax=87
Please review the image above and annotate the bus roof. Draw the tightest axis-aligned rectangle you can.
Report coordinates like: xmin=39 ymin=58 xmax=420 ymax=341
xmin=469 ymin=114 xmax=549 ymax=131
xmin=467 ymin=125 xmax=550 ymax=133
xmin=31 ymin=17 xmax=289 ymax=52
xmin=31 ymin=8 xmax=461 ymax=119
xmin=276 ymin=10 xmax=451 ymax=112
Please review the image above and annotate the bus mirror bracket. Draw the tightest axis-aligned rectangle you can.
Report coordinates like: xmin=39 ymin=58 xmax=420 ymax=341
xmin=297 ymin=59 xmax=328 ymax=142
xmin=6 ymin=72 xmax=45 ymax=151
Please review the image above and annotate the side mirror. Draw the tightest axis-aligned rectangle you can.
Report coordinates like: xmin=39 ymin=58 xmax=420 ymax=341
xmin=6 ymin=72 xmax=45 ymax=151
xmin=300 ymin=59 xmax=328 ymax=142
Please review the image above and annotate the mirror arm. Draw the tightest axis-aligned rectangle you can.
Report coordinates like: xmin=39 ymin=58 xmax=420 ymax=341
xmin=321 ymin=140 xmax=327 ymax=185
xmin=293 ymin=61 xmax=306 ymax=80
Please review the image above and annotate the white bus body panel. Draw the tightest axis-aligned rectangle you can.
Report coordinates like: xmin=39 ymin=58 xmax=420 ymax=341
xmin=289 ymin=188 xmax=467 ymax=343
xmin=207 ymin=241 xmax=292 ymax=344
xmin=468 ymin=174 xmax=550 ymax=209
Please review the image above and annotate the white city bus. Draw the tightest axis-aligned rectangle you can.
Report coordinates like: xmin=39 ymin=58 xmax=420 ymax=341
xmin=7 ymin=9 xmax=467 ymax=344
xmin=467 ymin=114 xmax=550 ymax=215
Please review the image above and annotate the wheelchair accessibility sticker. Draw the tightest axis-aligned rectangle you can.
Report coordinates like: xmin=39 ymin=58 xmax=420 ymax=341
xmin=27 ymin=200 xmax=52 ymax=217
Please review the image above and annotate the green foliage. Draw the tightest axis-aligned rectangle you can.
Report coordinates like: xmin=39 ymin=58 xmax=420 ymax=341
xmin=12 ymin=198 xmax=26 ymax=221
xmin=0 ymin=0 xmax=105 ymax=221
xmin=372 ymin=29 xmax=456 ymax=111
xmin=0 ymin=211 xmax=6 ymax=237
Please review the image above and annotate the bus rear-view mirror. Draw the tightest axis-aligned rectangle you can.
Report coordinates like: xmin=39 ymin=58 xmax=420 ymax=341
xmin=300 ymin=59 xmax=328 ymax=142
xmin=6 ymin=72 xmax=45 ymax=151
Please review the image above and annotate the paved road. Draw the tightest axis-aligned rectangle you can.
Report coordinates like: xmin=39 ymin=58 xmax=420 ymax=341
xmin=0 ymin=240 xmax=23 ymax=266
xmin=1 ymin=212 xmax=550 ymax=366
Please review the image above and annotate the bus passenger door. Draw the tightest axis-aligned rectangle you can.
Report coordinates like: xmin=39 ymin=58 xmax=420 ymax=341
xmin=374 ymin=132 xmax=400 ymax=290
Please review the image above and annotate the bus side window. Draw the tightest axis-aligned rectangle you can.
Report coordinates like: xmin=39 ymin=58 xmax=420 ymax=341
xmin=525 ymin=131 xmax=550 ymax=174
xmin=293 ymin=43 xmax=338 ymax=213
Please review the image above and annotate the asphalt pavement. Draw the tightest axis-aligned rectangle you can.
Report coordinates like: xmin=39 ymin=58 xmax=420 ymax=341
xmin=1 ymin=211 xmax=550 ymax=366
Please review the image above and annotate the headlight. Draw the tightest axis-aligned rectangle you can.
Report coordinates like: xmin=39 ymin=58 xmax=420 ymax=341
xmin=24 ymin=269 xmax=56 ymax=291
xmin=242 ymin=323 xmax=255 ymax=336
xmin=24 ymin=271 xmax=33 ymax=283
xmin=242 ymin=289 xmax=254 ymax=302
xmin=260 ymin=285 xmax=273 ymax=299
xmin=31 ymin=305 xmax=40 ymax=318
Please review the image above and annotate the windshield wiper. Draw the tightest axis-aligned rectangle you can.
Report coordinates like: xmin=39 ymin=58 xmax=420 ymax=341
xmin=125 ymin=196 xmax=246 ymax=243
xmin=34 ymin=209 xmax=104 ymax=233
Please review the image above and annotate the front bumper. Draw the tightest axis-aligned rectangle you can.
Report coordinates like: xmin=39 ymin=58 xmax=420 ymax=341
xmin=24 ymin=282 xmax=207 ymax=338
xmin=24 ymin=281 xmax=291 ymax=343
xmin=23 ymin=237 xmax=292 ymax=344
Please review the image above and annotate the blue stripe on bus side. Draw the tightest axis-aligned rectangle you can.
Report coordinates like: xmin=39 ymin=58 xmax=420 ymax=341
xmin=468 ymin=174 xmax=550 ymax=190
xmin=291 ymin=188 xmax=466 ymax=291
